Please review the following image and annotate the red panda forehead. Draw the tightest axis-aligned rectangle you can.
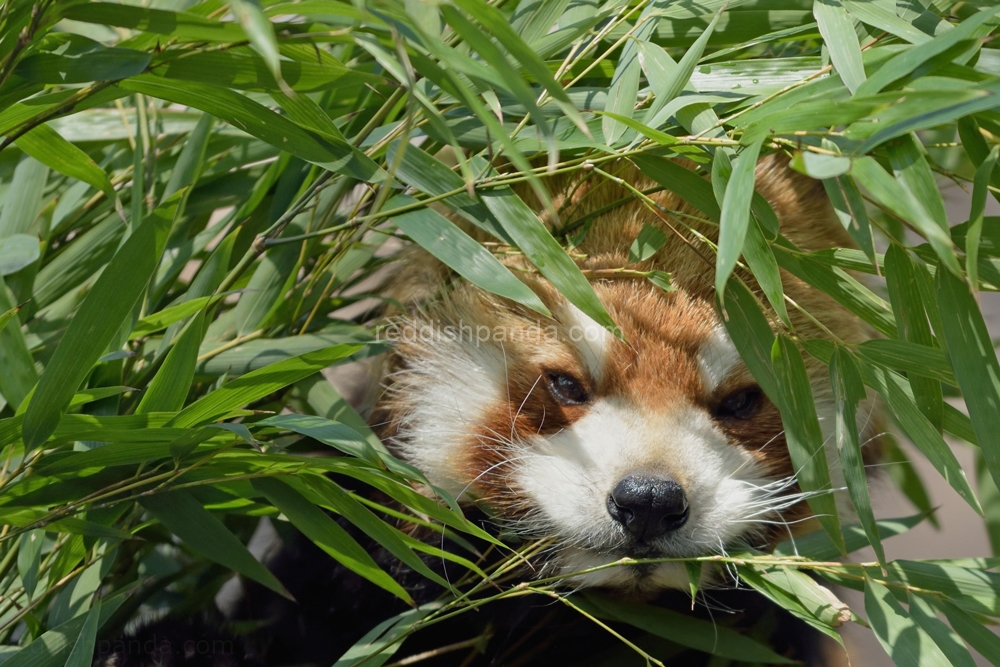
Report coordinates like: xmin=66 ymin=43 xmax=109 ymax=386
xmin=586 ymin=284 xmax=718 ymax=405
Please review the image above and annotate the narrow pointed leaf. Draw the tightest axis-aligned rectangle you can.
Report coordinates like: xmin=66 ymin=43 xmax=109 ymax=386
xmin=140 ymin=489 xmax=291 ymax=598
xmin=22 ymin=191 xmax=181 ymax=449
xmin=251 ymin=477 xmax=412 ymax=603
xmin=772 ymin=335 xmax=844 ymax=553
xmin=717 ymin=138 xmax=765 ymax=299
xmin=814 ymin=0 xmax=866 ymax=93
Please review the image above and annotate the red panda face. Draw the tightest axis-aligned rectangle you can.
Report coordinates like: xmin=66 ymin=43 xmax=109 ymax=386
xmin=380 ymin=279 xmax=834 ymax=592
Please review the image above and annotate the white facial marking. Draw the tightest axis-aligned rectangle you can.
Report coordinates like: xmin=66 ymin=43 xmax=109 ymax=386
xmin=559 ymin=303 xmax=614 ymax=380
xmin=697 ymin=325 xmax=742 ymax=394
xmin=385 ymin=321 xmax=507 ymax=497
xmin=512 ymin=397 xmax=775 ymax=585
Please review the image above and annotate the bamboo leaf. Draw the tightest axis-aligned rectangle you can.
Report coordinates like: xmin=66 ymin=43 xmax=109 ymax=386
xmin=140 ymin=489 xmax=292 ymax=598
xmin=717 ymin=138 xmax=765 ymax=299
xmin=937 ymin=597 xmax=1000 ymax=663
xmin=772 ymin=335 xmax=844 ymax=553
xmin=865 ymin=575 xmax=951 ymax=667
xmin=580 ymin=591 xmax=794 ymax=663
xmin=968 ymin=145 xmax=1000 ymax=291
xmin=831 ymin=348 xmax=885 ymax=566
xmin=64 ymin=600 xmax=101 ymax=667
xmin=906 ymin=592 xmax=977 ymax=667
xmin=936 ymin=264 xmax=1000 ymax=499
xmin=230 ymin=0 xmax=284 ymax=85
xmin=15 ymin=124 xmax=122 ymax=221
xmin=479 ymin=184 xmax=616 ymax=334
xmin=251 ymin=477 xmax=412 ymax=603
xmin=851 ymin=157 xmax=960 ymax=276
xmin=854 ymin=6 xmax=1000 ymax=97
xmin=387 ymin=194 xmax=550 ymax=316
xmin=814 ymin=0 xmax=866 ymax=93
xmin=137 ymin=309 xmax=206 ymax=414
xmin=165 ymin=344 xmax=363 ymax=428
xmin=21 ymin=191 xmax=181 ymax=449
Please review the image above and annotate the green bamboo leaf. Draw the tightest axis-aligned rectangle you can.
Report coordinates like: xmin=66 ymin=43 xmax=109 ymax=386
xmin=119 ymin=76 xmax=382 ymax=181
xmin=737 ymin=564 xmax=847 ymax=641
xmin=822 ymin=174 xmax=876 ymax=267
xmin=452 ymin=0 xmax=589 ymax=136
xmin=0 ymin=303 xmax=20 ymax=334
xmin=717 ymin=138 xmax=764 ymax=299
xmin=332 ymin=604 xmax=441 ymax=667
xmin=251 ymin=477 xmax=412 ymax=603
xmin=387 ymin=194 xmax=549 ymax=316
xmin=441 ymin=4 xmax=553 ymax=149
xmin=163 ymin=112 xmax=214 ymax=200
xmin=230 ymin=0 xmax=283 ymax=85
xmin=140 ymin=489 xmax=291 ymax=598
xmin=579 ymin=591 xmax=794 ymax=663
xmin=791 ymin=151 xmax=851 ymax=179
xmin=15 ymin=123 xmax=122 ymax=220
xmin=640 ymin=8 xmax=723 ymax=123
xmin=743 ymin=216 xmax=790 ymax=327
xmin=166 ymin=343 xmax=363 ymax=428
xmin=885 ymin=245 xmax=944 ymax=429
xmin=968 ymin=145 xmax=1000 ymax=291
xmin=478 ymin=184 xmax=616 ymax=334
xmin=858 ymin=356 xmax=982 ymax=514
xmin=851 ymin=157 xmax=960 ymax=276
xmin=631 ymin=154 xmax=721 ymax=222
xmin=269 ymin=89 xmax=382 ymax=181
xmin=629 ymin=224 xmax=667 ymax=263
xmin=854 ymin=6 xmax=1000 ymax=97
xmin=137 ymin=309 xmax=206 ymax=414
xmin=771 ymin=334 xmax=845 ymax=553
xmin=17 ymin=529 xmax=43 ymax=600
xmin=129 ymin=296 xmax=212 ymax=339
xmin=841 ymin=0 xmax=931 ymax=44
xmin=856 ymin=339 xmax=955 ymax=386
xmin=937 ymin=597 xmax=1000 ymax=663
xmin=936 ymin=264 xmax=1000 ymax=499
xmin=64 ymin=600 xmax=101 ymax=667
xmin=718 ymin=278 xmax=778 ymax=402
xmin=387 ymin=143 xmax=507 ymax=242
xmin=21 ymin=190 xmax=182 ymax=450
xmin=831 ymin=348 xmax=885 ymax=566
xmin=297 ymin=475 xmax=455 ymax=591
xmin=887 ymin=135 xmax=950 ymax=240
xmin=775 ymin=512 xmax=926 ymax=560
xmin=865 ymin=575 xmax=951 ymax=667
xmin=814 ymin=0 xmax=866 ymax=93
xmin=775 ymin=246 xmax=893 ymax=337
xmin=15 ymin=47 xmax=150 ymax=84
xmin=906 ymin=592 xmax=977 ymax=667
xmin=0 ymin=234 xmax=40 ymax=275
xmin=234 ymin=211 xmax=306 ymax=336
xmin=0 ymin=155 xmax=47 ymax=238
xmin=61 ymin=3 xmax=246 ymax=42
xmin=601 ymin=1 xmax=662 ymax=145
xmin=0 ymin=588 xmax=127 ymax=667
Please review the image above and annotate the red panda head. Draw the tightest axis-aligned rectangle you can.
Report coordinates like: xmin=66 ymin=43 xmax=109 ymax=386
xmin=377 ymin=276 xmax=843 ymax=591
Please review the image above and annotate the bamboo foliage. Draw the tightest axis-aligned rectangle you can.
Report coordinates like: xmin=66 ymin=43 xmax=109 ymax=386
xmin=0 ymin=0 xmax=998 ymax=663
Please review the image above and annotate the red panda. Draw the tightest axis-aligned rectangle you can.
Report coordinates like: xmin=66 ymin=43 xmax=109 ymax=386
xmin=371 ymin=153 xmax=880 ymax=593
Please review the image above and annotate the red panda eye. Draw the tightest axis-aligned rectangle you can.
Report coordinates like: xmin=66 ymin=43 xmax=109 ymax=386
xmin=545 ymin=372 xmax=590 ymax=406
xmin=714 ymin=387 xmax=762 ymax=420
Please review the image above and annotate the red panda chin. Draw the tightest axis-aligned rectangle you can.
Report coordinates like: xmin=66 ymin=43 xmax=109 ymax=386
xmin=373 ymin=155 xmax=880 ymax=591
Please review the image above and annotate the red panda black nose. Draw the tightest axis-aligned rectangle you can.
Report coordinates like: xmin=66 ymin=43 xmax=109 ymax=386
xmin=607 ymin=475 xmax=689 ymax=541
